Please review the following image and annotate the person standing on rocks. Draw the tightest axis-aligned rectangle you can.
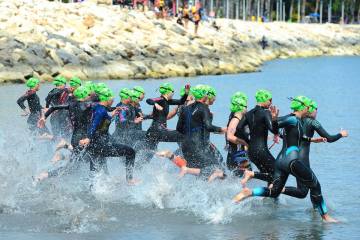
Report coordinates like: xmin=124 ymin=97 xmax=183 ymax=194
xmin=45 ymin=76 xmax=72 ymax=140
xmin=192 ymin=3 xmax=201 ymax=35
xmin=143 ymin=82 xmax=189 ymax=161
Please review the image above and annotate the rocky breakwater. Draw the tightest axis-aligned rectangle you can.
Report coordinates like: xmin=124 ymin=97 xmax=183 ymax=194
xmin=1 ymin=0 xmax=360 ymax=84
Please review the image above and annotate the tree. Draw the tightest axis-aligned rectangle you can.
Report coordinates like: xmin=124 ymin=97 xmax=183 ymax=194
xmin=301 ymin=0 xmax=307 ymax=21
xmin=289 ymin=0 xmax=294 ymax=21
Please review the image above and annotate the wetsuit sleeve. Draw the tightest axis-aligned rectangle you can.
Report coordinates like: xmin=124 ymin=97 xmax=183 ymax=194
xmin=264 ymin=110 xmax=278 ymax=134
xmin=45 ymin=90 xmax=56 ymax=108
xmin=277 ymin=115 xmax=296 ymax=128
xmin=142 ymin=114 xmax=153 ymax=120
xmin=168 ymin=93 xmax=188 ymax=105
xmin=88 ymin=108 xmax=105 ymax=139
xmin=202 ymin=105 xmax=222 ymax=133
xmin=312 ymin=119 xmax=342 ymax=142
xmin=44 ymin=105 xmax=69 ymax=119
xmin=146 ymin=97 xmax=163 ymax=105
xmin=17 ymin=93 xmax=29 ymax=110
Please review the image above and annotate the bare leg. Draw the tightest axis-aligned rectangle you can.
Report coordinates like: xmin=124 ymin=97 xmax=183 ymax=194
xmin=233 ymin=187 xmax=252 ymax=203
xmin=241 ymin=169 xmax=255 ymax=187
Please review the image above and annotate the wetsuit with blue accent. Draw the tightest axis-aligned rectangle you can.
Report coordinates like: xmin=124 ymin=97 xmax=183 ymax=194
xmin=238 ymin=105 xmax=278 ymax=183
xmin=112 ymin=102 xmax=137 ymax=143
xmin=283 ymin=117 xmax=343 ymax=199
xmin=226 ymin=112 xmax=251 ymax=176
xmin=176 ymin=101 xmax=222 ymax=173
xmin=44 ymin=100 xmax=93 ymax=177
xmin=144 ymin=94 xmax=187 ymax=160
xmin=17 ymin=90 xmax=49 ymax=135
xmin=251 ymin=114 xmax=329 ymax=217
xmin=87 ymin=104 xmax=136 ymax=181
xmin=45 ymin=87 xmax=72 ymax=138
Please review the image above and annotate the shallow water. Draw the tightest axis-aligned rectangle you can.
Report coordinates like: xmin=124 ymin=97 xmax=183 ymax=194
xmin=1 ymin=56 xmax=360 ymax=239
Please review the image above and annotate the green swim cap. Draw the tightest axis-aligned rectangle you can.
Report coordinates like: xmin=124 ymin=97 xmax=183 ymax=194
xmin=69 ymin=76 xmax=82 ymax=88
xmin=232 ymin=91 xmax=248 ymax=102
xmin=230 ymin=97 xmax=247 ymax=113
xmin=95 ymin=83 xmax=107 ymax=94
xmin=98 ymin=87 xmax=114 ymax=102
xmin=308 ymin=100 xmax=318 ymax=113
xmin=191 ymin=85 xmax=207 ymax=100
xmin=84 ymin=81 xmax=96 ymax=93
xmin=133 ymin=86 xmax=145 ymax=95
xmin=290 ymin=96 xmax=311 ymax=111
xmin=26 ymin=77 xmax=40 ymax=89
xmin=129 ymin=89 xmax=142 ymax=101
xmin=73 ymin=86 xmax=90 ymax=100
xmin=119 ymin=88 xmax=131 ymax=100
xmin=205 ymin=85 xmax=216 ymax=100
xmin=53 ymin=76 xmax=67 ymax=86
xmin=255 ymin=89 xmax=272 ymax=103
xmin=159 ymin=83 xmax=174 ymax=95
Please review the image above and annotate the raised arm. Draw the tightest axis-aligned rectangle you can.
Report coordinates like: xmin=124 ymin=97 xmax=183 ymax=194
xmin=168 ymin=93 xmax=188 ymax=105
xmin=264 ymin=110 xmax=279 ymax=134
xmin=146 ymin=97 xmax=163 ymax=105
xmin=312 ymin=119 xmax=342 ymax=143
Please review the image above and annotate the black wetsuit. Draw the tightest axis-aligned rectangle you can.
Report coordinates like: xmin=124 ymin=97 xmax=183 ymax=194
xmin=226 ymin=112 xmax=250 ymax=176
xmin=251 ymin=114 xmax=329 ymax=216
xmin=44 ymin=100 xmax=93 ymax=177
xmin=204 ymin=107 xmax=224 ymax=166
xmin=144 ymin=95 xmax=187 ymax=160
xmin=17 ymin=90 xmax=49 ymax=135
xmin=45 ymin=87 xmax=72 ymax=138
xmin=283 ymin=117 xmax=342 ymax=199
xmin=238 ymin=105 xmax=278 ymax=183
xmin=176 ymin=101 xmax=222 ymax=174
xmin=87 ymin=104 xmax=136 ymax=181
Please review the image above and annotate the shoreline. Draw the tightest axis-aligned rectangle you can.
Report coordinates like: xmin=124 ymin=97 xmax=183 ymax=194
xmin=1 ymin=0 xmax=360 ymax=84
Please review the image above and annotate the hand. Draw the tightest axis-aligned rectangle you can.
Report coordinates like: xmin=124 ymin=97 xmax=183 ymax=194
xmin=270 ymin=106 xmax=279 ymax=120
xmin=37 ymin=117 xmax=46 ymax=128
xmin=185 ymin=83 xmax=191 ymax=94
xmin=79 ymin=138 xmax=90 ymax=146
xmin=134 ymin=117 xmax=143 ymax=124
xmin=21 ymin=109 xmax=30 ymax=116
xmin=273 ymin=134 xmax=280 ymax=144
xmin=340 ymin=129 xmax=348 ymax=137
xmin=221 ymin=127 xmax=227 ymax=134
xmin=154 ymin=103 xmax=163 ymax=111
xmin=111 ymin=109 xmax=120 ymax=117
xmin=42 ymin=108 xmax=49 ymax=114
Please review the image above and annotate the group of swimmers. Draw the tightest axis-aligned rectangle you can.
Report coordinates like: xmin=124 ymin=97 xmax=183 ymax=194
xmin=17 ymin=76 xmax=348 ymax=223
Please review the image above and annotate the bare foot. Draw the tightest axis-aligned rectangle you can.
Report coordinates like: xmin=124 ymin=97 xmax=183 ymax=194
xmin=208 ymin=169 xmax=224 ymax=182
xmin=233 ymin=187 xmax=252 ymax=203
xmin=241 ymin=170 xmax=254 ymax=187
xmin=34 ymin=172 xmax=49 ymax=182
xmin=156 ymin=150 xmax=173 ymax=159
xmin=322 ymin=214 xmax=339 ymax=223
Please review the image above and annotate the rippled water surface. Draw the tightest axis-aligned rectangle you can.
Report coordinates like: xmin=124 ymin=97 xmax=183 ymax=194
xmin=0 ymin=56 xmax=360 ymax=239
